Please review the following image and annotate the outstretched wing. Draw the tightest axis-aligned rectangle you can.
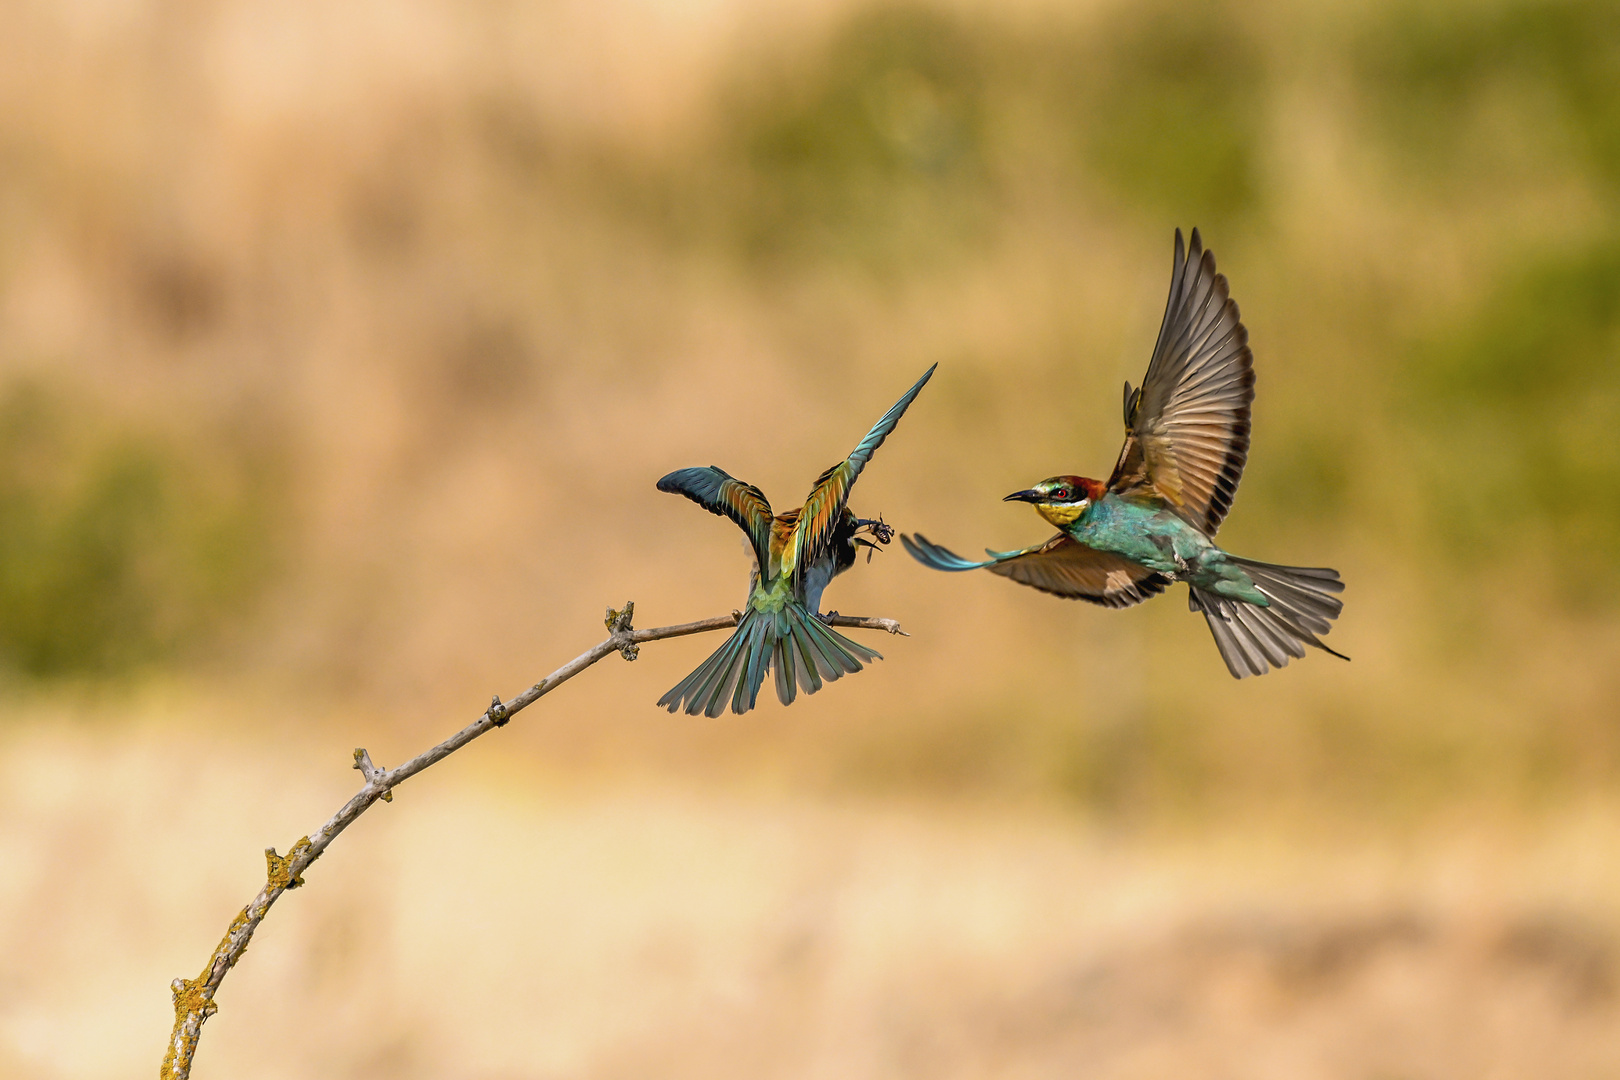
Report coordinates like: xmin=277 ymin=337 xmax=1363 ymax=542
xmin=1109 ymin=228 xmax=1254 ymax=536
xmin=901 ymin=532 xmax=1169 ymax=610
xmin=657 ymin=467 xmax=774 ymax=570
xmin=786 ymin=363 xmax=937 ymax=580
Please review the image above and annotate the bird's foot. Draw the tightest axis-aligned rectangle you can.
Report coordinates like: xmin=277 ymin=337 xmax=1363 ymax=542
xmin=818 ymin=610 xmax=840 ymax=625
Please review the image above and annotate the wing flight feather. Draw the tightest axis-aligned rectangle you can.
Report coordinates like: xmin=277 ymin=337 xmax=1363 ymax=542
xmin=657 ymin=466 xmax=775 ymax=570
xmin=1108 ymin=228 xmax=1255 ymax=536
xmin=902 ymin=532 xmax=1169 ymax=610
xmin=786 ymin=364 xmax=936 ymax=580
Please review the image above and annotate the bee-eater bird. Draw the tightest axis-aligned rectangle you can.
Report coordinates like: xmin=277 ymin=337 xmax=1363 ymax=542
xmin=902 ymin=230 xmax=1345 ymax=678
xmin=657 ymin=364 xmax=935 ymax=716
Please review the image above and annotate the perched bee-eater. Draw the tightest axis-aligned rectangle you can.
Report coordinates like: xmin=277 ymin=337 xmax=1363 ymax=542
xmin=903 ymin=230 xmax=1344 ymax=677
xmin=658 ymin=364 xmax=935 ymax=715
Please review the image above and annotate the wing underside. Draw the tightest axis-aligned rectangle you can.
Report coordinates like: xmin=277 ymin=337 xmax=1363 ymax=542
xmin=902 ymin=532 xmax=1169 ymax=610
xmin=1109 ymin=228 xmax=1255 ymax=536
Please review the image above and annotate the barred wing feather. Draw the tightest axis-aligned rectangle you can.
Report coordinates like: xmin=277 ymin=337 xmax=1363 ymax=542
xmin=656 ymin=466 xmax=775 ymax=571
xmin=902 ymin=532 xmax=1169 ymax=610
xmin=1109 ymin=228 xmax=1255 ymax=536
xmin=786 ymin=363 xmax=936 ymax=580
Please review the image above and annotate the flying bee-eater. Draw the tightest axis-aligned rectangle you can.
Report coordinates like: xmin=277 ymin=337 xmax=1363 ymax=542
xmin=902 ymin=230 xmax=1345 ymax=678
xmin=657 ymin=364 xmax=935 ymax=716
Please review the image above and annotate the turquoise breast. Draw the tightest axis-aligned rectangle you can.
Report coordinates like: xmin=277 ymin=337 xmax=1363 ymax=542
xmin=1073 ymin=495 xmax=1213 ymax=573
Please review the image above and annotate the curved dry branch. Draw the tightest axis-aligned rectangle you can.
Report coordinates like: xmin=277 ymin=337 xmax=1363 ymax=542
xmin=160 ymin=602 xmax=906 ymax=1079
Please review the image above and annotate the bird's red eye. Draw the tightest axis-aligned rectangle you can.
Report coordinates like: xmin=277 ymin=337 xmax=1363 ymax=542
xmin=1053 ymin=488 xmax=1070 ymax=500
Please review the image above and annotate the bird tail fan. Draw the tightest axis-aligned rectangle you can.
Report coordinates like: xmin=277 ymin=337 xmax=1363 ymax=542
xmin=658 ymin=601 xmax=881 ymax=716
xmin=1190 ymin=559 xmax=1346 ymax=679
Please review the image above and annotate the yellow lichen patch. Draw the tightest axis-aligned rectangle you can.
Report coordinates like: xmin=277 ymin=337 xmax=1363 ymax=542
xmin=214 ymin=906 xmax=251 ymax=967
xmin=159 ymin=1028 xmax=193 ymax=1080
xmin=161 ymin=972 xmax=219 ymax=1080
xmin=604 ymin=601 xmax=634 ymax=631
xmin=170 ymin=975 xmax=216 ymax=1020
xmin=265 ymin=836 xmax=315 ymax=890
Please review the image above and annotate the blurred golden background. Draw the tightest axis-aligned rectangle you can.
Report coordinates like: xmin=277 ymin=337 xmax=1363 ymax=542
xmin=4 ymin=0 xmax=1620 ymax=1075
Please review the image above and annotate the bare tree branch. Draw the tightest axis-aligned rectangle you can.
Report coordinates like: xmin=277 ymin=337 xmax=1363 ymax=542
xmin=160 ymin=602 xmax=906 ymax=1080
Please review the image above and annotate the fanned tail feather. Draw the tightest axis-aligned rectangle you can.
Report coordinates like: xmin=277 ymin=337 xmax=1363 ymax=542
xmin=1190 ymin=559 xmax=1346 ymax=679
xmin=658 ymin=602 xmax=882 ymax=716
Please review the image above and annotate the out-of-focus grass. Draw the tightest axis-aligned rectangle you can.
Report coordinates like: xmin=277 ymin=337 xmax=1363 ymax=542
xmin=1357 ymin=0 xmax=1620 ymax=604
xmin=621 ymin=0 xmax=1269 ymax=268
xmin=1062 ymin=0 xmax=1267 ymax=230
xmin=1357 ymin=0 xmax=1620 ymax=188
xmin=0 ymin=381 xmax=280 ymax=678
xmin=12 ymin=722 xmax=1620 ymax=1079
xmin=1406 ymin=243 xmax=1620 ymax=603
xmin=722 ymin=6 xmax=995 ymax=267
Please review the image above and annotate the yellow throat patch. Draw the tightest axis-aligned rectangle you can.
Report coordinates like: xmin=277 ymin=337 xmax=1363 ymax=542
xmin=1036 ymin=501 xmax=1087 ymax=528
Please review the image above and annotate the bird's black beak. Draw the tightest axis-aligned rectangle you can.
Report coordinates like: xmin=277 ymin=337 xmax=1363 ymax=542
xmin=1003 ymin=489 xmax=1043 ymax=503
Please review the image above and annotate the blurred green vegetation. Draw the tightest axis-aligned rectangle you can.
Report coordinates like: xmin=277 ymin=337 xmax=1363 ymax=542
xmin=723 ymin=7 xmax=993 ymax=266
xmin=1063 ymin=1 xmax=1266 ymax=229
xmin=1358 ymin=0 xmax=1620 ymax=188
xmin=1355 ymin=0 xmax=1620 ymax=600
xmin=0 ymin=382 xmax=280 ymax=678
xmin=5 ymin=0 xmax=1619 ymax=821
xmin=629 ymin=1 xmax=1268 ymax=271
xmin=1409 ymin=244 xmax=1620 ymax=597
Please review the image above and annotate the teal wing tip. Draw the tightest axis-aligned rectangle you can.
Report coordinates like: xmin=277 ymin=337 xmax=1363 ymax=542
xmin=864 ymin=363 xmax=935 ymax=434
xmin=839 ymin=363 xmax=940 ymax=475
xmin=873 ymin=363 xmax=938 ymax=434
xmin=901 ymin=533 xmax=993 ymax=572
xmin=655 ymin=468 xmax=690 ymax=493
xmin=656 ymin=466 xmax=722 ymax=496
xmin=901 ymin=362 xmax=937 ymax=407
